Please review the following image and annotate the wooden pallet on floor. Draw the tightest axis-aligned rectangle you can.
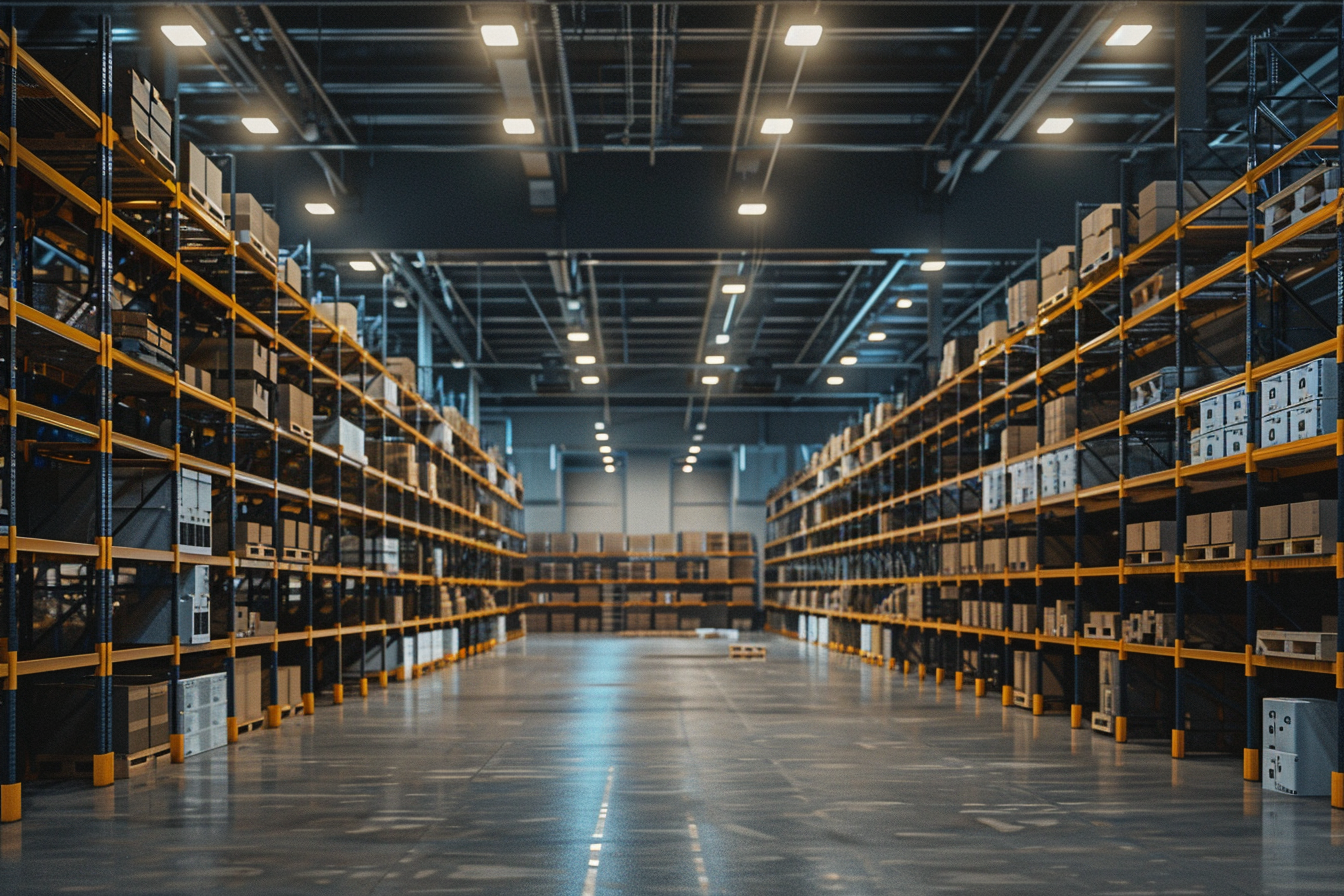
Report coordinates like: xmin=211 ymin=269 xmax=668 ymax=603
xmin=236 ymin=716 xmax=266 ymax=736
xmin=728 ymin=644 xmax=767 ymax=660
xmin=35 ymin=743 xmax=171 ymax=781
xmin=117 ymin=744 xmax=171 ymax=779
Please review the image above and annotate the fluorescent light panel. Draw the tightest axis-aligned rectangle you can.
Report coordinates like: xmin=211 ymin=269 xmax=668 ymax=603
xmin=737 ymin=203 xmax=767 ymax=216
xmin=715 ymin=334 xmax=731 ymax=345
xmin=689 ymin=446 xmax=701 ymax=455
xmin=595 ymin=432 xmax=609 ymax=441
xmin=576 ymin=355 xmax=597 ymax=365
xmin=721 ymin=283 xmax=747 ymax=295
xmin=920 ymin=260 xmax=946 ymax=272
xmin=826 ymin=376 xmax=845 ymax=385
xmin=305 ymin=203 xmax=335 ymax=215
xmin=785 ymin=24 xmax=823 ymax=46
xmin=580 ymin=375 xmax=600 ymax=385
xmin=682 ymin=465 xmax=693 ymax=473
xmin=502 ymin=117 xmax=536 ymax=135
xmin=241 ymin=117 xmax=278 ymax=134
xmin=761 ymin=117 xmax=794 ymax=135
xmin=481 ymin=24 xmax=519 ymax=46
xmin=1106 ymin=24 xmax=1152 ymax=46
xmin=349 ymin=260 xmax=376 ymax=272
xmin=896 ymin=298 xmax=914 ymax=309
xmin=1037 ymin=117 xmax=1074 ymax=135
xmin=566 ymin=331 xmax=590 ymax=342
xmin=161 ymin=25 xmax=206 ymax=47
xmin=705 ymin=355 xmax=725 ymax=365
xmin=701 ymin=375 xmax=720 ymax=385
xmin=839 ymin=356 xmax=857 ymax=366
xmin=867 ymin=331 xmax=887 ymax=341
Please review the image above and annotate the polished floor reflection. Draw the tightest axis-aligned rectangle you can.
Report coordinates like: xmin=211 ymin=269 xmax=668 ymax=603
xmin=2 ymin=634 xmax=1343 ymax=894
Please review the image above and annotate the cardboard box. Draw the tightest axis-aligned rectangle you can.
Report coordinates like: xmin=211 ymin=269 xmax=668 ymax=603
xmin=1125 ymin=521 xmax=1146 ymax=552
xmin=707 ymin=558 xmax=731 ymax=580
xmin=603 ymin=533 xmax=626 ymax=555
xmin=370 ymin=442 xmax=418 ymax=487
xmin=1143 ymin=520 xmax=1176 ymax=553
xmin=1041 ymin=244 xmax=1075 ymax=278
xmin=213 ymin=377 xmax=270 ymax=418
xmin=314 ymin=415 xmax=367 ymax=466
xmin=274 ymin=383 xmax=313 ymax=436
xmin=1260 ymin=503 xmax=1290 ymax=541
xmin=1186 ymin=512 xmax=1210 ymax=546
xmin=1210 ymin=509 xmax=1246 ymax=546
xmin=653 ymin=533 xmax=678 ymax=553
xmin=1000 ymin=424 xmax=1035 ymax=461
xmin=223 ymin=193 xmax=279 ymax=261
xmin=976 ymin=320 xmax=1008 ymax=356
xmin=232 ymin=655 xmax=263 ymax=723
xmin=315 ymin=302 xmax=361 ymax=340
xmin=576 ymin=532 xmax=602 ymax=553
xmin=185 ymin=142 xmax=223 ymax=214
xmin=1290 ymin=499 xmax=1337 ymax=539
xmin=939 ymin=336 xmax=977 ymax=382
xmin=1007 ymin=279 xmax=1039 ymax=330
xmin=385 ymin=356 xmax=418 ymax=393
xmin=188 ymin=337 xmax=277 ymax=383
xmin=261 ymin=664 xmax=302 ymax=709
xmin=1082 ymin=202 xmax=1137 ymax=239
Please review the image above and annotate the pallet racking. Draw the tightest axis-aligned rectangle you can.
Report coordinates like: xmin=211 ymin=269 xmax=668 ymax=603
xmin=765 ymin=35 xmax=1344 ymax=808
xmin=523 ymin=531 xmax=758 ymax=633
xmin=0 ymin=19 xmax=524 ymax=823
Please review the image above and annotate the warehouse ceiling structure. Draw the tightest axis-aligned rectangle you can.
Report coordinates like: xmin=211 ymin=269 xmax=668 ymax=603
xmin=22 ymin=1 xmax=1344 ymax=427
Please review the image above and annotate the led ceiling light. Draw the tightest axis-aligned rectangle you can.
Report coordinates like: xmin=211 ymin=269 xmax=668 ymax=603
xmin=826 ymin=376 xmax=845 ymax=385
xmin=692 ymin=434 xmax=704 ymax=442
xmin=761 ymin=118 xmax=794 ymax=135
xmin=1105 ymin=24 xmax=1152 ymax=47
xmin=896 ymin=297 xmax=914 ymax=309
xmin=599 ymin=445 xmax=611 ymax=454
xmin=689 ymin=446 xmax=701 ymax=455
xmin=919 ymin=259 xmax=946 ymax=272
xmin=392 ymin=295 xmax=409 ymax=309
xmin=737 ymin=203 xmax=767 ymax=216
xmin=721 ymin=283 xmax=747 ymax=295
xmin=840 ymin=355 xmax=858 ymax=366
xmin=566 ymin=331 xmax=591 ymax=343
xmin=705 ymin=355 xmax=725 ymax=365
xmin=502 ymin=118 xmax=536 ymax=135
xmin=349 ymin=260 xmax=377 ymax=272
xmin=595 ymin=422 xmax=605 ymax=430
xmin=695 ymin=422 xmax=707 ymax=431
xmin=241 ymin=117 xmax=279 ymax=134
xmin=701 ymin=375 xmax=720 ymax=385
xmin=595 ymin=432 xmax=609 ymax=441
xmin=480 ymin=24 xmax=520 ymax=46
xmin=576 ymin=355 xmax=597 ymax=365
xmin=785 ymin=24 xmax=823 ymax=46
xmin=580 ymin=375 xmax=600 ymax=385
xmin=1037 ymin=117 xmax=1074 ymax=135
xmin=715 ymin=334 xmax=731 ymax=345
xmin=450 ymin=358 xmax=466 ymax=369
xmin=686 ymin=457 xmax=698 ymax=465
xmin=305 ymin=202 xmax=335 ymax=215
xmin=682 ymin=465 xmax=694 ymax=473
xmin=161 ymin=25 xmax=206 ymax=47
xmin=867 ymin=331 xmax=887 ymax=341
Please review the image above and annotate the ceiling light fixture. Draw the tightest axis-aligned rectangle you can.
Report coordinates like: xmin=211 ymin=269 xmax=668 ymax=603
xmin=305 ymin=202 xmax=335 ymax=215
xmin=392 ymin=295 xmax=409 ymax=310
xmin=349 ymin=260 xmax=377 ymax=272
xmin=686 ymin=455 xmax=698 ymax=464
xmin=480 ymin=24 xmax=520 ymax=46
xmin=867 ymin=331 xmax=887 ymax=341
xmin=682 ymin=465 xmax=693 ymax=473
xmin=502 ymin=117 xmax=536 ymax=135
xmin=840 ymin=355 xmax=858 ymax=366
xmin=575 ymin=355 xmax=597 ymax=365
xmin=1037 ymin=117 xmax=1074 ymax=135
xmin=692 ymin=434 xmax=704 ymax=442
xmin=595 ymin=422 xmax=605 ymax=430
xmin=599 ymin=445 xmax=611 ymax=454
xmin=689 ymin=446 xmax=701 ymax=455
xmin=761 ymin=117 xmax=794 ymax=135
xmin=241 ymin=117 xmax=279 ymax=134
xmin=785 ymin=24 xmax=823 ymax=46
xmin=695 ymin=422 xmax=707 ymax=431
xmin=566 ymin=331 xmax=591 ymax=343
xmin=826 ymin=376 xmax=845 ymax=386
xmin=896 ymin=298 xmax=914 ymax=309
xmin=920 ymin=259 xmax=946 ymax=272
xmin=450 ymin=358 xmax=466 ymax=369
xmin=161 ymin=24 xmax=206 ymax=47
xmin=595 ymin=432 xmax=609 ymax=441
xmin=705 ymin=355 xmax=725 ymax=365
xmin=715 ymin=334 xmax=731 ymax=345
xmin=581 ymin=375 xmax=601 ymax=385
xmin=701 ymin=375 xmax=720 ymax=386
xmin=737 ymin=203 xmax=767 ymax=216
xmin=1105 ymin=24 xmax=1152 ymax=47
xmin=604 ymin=466 xmax=616 ymax=474
xmin=721 ymin=283 xmax=747 ymax=295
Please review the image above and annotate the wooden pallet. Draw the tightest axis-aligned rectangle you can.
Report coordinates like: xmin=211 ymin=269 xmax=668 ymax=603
xmin=1257 ymin=536 xmax=1330 ymax=558
xmin=1184 ymin=541 xmax=1242 ymax=562
xmin=281 ymin=547 xmax=313 ymax=564
xmin=114 ymin=337 xmax=174 ymax=371
xmin=188 ymin=183 xmax=226 ymax=225
xmin=1091 ymin=711 xmax=1115 ymax=734
xmin=1083 ymin=624 xmax=1117 ymax=640
xmin=1038 ymin=287 xmax=1072 ymax=315
xmin=117 ymin=744 xmax=171 ymax=778
xmin=236 ymin=716 xmax=266 ymax=735
xmin=1256 ymin=629 xmax=1337 ymax=661
xmin=1124 ymin=549 xmax=1175 ymax=565
xmin=239 ymin=543 xmax=276 ymax=560
xmin=35 ymin=743 xmax=171 ymax=781
xmin=119 ymin=125 xmax=175 ymax=181
xmin=729 ymin=644 xmax=767 ymax=660
xmin=284 ymin=420 xmax=314 ymax=440
xmin=1079 ymin=248 xmax=1120 ymax=280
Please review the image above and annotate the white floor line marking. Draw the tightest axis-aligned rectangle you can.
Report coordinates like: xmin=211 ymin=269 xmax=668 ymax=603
xmin=686 ymin=814 xmax=710 ymax=894
xmin=580 ymin=767 xmax=616 ymax=896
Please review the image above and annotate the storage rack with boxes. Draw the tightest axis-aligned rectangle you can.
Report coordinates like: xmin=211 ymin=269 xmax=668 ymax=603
xmin=523 ymin=532 xmax=758 ymax=633
xmin=0 ymin=23 xmax=525 ymax=823
xmin=764 ymin=35 xmax=1344 ymax=808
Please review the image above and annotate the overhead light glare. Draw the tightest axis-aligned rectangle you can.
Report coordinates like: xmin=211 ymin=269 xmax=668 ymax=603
xmin=682 ymin=465 xmax=694 ymax=473
xmin=305 ymin=202 xmax=335 ymax=216
xmin=580 ymin=375 xmax=601 ymax=385
xmin=349 ymin=260 xmax=377 ymax=272
xmin=595 ymin=422 xmax=605 ymax=430
xmin=920 ymin=259 xmax=946 ymax=272
xmin=566 ymin=331 xmax=591 ymax=343
xmin=785 ymin=24 xmax=823 ymax=46
xmin=695 ymin=422 xmax=707 ymax=431
xmin=576 ymin=354 xmax=597 ymax=365
xmin=595 ymin=432 xmax=609 ymax=441
xmin=604 ymin=466 xmax=616 ymax=474
xmin=705 ymin=355 xmax=725 ymax=365
xmin=737 ymin=203 xmax=767 ymax=216
xmin=480 ymin=24 xmax=520 ymax=46
xmin=502 ymin=117 xmax=536 ymax=135
xmin=715 ymin=334 xmax=731 ymax=345
xmin=450 ymin=358 xmax=466 ymax=369
xmin=161 ymin=25 xmax=206 ymax=47
xmin=692 ymin=434 xmax=704 ymax=442
xmin=1037 ymin=117 xmax=1074 ymax=135
xmin=1105 ymin=24 xmax=1152 ymax=47
xmin=701 ymin=375 xmax=720 ymax=386
xmin=840 ymin=355 xmax=858 ymax=366
xmin=867 ymin=331 xmax=887 ymax=341
xmin=761 ymin=117 xmax=794 ymax=135
xmin=721 ymin=283 xmax=747 ymax=295
xmin=241 ymin=117 xmax=279 ymax=134
xmin=392 ymin=296 xmax=409 ymax=310
xmin=826 ymin=376 xmax=845 ymax=386
xmin=689 ymin=446 xmax=701 ymax=455
xmin=686 ymin=456 xmax=698 ymax=465
xmin=896 ymin=298 xmax=915 ymax=309
xmin=599 ymin=445 xmax=611 ymax=454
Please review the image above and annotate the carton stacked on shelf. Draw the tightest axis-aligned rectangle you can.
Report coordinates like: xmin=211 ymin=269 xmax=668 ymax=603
xmin=1183 ymin=510 xmax=1246 ymax=561
xmin=274 ymin=383 xmax=314 ymax=438
xmin=1258 ymin=499 xmax=1337 ymax=557
xmin=1128 ymin=365 xmax=1209 ymax=412
xmin=314 ymin=415 xmax=367 ymax=466
xmin=189 ymin=336 xmax=278 ymax=419
xmin=938 ymin=336 xmax=976 ymax=383
xmin=224 ymin=193 xmax=281 ymax=268
xmin=1138 ymin=178 xmax=1238 ymax=243
xmin=1007 ymin=278 xmax=1038 ymax=332
xmin=1272 ymin=358 xmax=1337 ymax=445
xmin=315 ymin=301 xmax=362 ymax=345
xmin=1079 ymin=203 xmax=1136 ymax=279
xmin=111 ymin=310 xmax=175 ymax=368
xmin=1039 ymin=245 xmax=1076 ymax=313
xmin=975 ymin=320 xmax=1007 ymax=358
xmin=184 ymin=143 xmax=224 ymax=221
xmin=1258 ymin=163 xmax=1340 ymax=242
xmin=114 ymin=69 xmax=173 ymax=174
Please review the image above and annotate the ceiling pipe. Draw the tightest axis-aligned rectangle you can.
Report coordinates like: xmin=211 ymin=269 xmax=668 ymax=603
xmin=259 ymin=5 xmax=358 ymax=144
xmin=550 ymin=4 xmax=581 ymax=152
xmin=724 ymin=4 xmax=765 ymax=189
xmin=925 ymin=4 xmax=1015 ymax=147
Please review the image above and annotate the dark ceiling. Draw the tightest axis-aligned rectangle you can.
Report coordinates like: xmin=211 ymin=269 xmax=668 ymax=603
xmin=15 ymin=2 xmax=1344 ymax=425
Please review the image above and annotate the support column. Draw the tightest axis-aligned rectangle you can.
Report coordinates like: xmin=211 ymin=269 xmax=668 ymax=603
xmin=1173 ymin=5 xmax=1208 ymax=143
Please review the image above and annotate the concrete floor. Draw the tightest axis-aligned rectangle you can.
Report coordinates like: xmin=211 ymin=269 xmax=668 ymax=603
xmin=2 ymin=634 xmax=1343 ymax=894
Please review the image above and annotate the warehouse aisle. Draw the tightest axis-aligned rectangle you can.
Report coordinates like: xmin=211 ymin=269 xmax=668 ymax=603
xmin=2 ymin=635 xmax=1343 ymax=895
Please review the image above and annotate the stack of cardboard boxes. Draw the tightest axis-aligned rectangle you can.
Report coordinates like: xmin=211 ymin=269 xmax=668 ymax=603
xmin=189 ymin=337 xmax=278 ymax=419
xmin=938 ymin=336 xmax=976 ymax=383
xmin=115 ymin=68 xmax=173 ymax=174
xmin=1039 ymin=245 xmax=1076 ymax=311
xmin=1007 ymin=278 xmax=1039 ymax=331
xmin=224 ymin=193 xmax=281 ymax=268
xmin=185 ymin=143 xmax=224 ymax=221
xmin=1079 ymin=203 xmax=1136 ymax=279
